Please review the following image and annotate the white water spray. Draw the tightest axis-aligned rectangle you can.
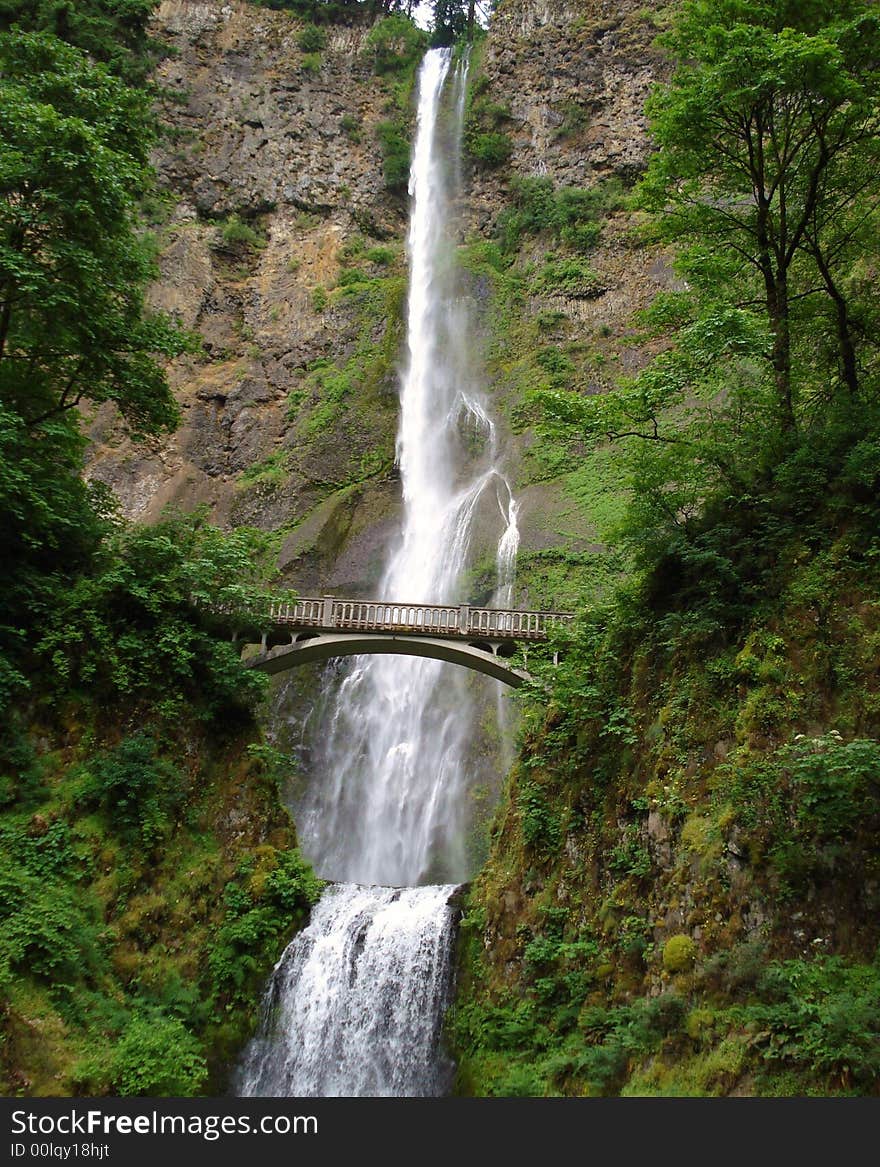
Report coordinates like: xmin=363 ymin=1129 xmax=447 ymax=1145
xmin=238 ymin=48 xmax=519 ymax=1097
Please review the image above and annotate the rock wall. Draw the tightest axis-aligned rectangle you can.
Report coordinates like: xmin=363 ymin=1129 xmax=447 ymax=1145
xmin=84 ymin=0 xmax=671 ymax=601
xmin=86 ymin=0 xmax=407 ymax=593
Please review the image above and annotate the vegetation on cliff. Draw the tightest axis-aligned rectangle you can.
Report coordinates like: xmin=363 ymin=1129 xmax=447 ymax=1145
xmin=0 ymin=7 xmax=320 ymax=1095
xmin=450 ymin=0 xmax=880 ymax=1097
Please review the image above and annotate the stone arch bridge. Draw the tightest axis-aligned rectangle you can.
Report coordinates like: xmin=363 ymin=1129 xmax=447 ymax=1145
xmin=227 ymin=596 xmax=575 ymax=688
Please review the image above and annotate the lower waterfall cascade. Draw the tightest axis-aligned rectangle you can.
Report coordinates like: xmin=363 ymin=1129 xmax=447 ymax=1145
xmin=236 ymin=46 xmax=519 ymax=1098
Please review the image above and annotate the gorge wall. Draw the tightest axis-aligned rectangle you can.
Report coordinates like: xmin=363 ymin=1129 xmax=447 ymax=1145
xmin=85 ymin=0 xmax=670 ymax=608
xmin=73 ymin=0 xmax=880 ymax=1100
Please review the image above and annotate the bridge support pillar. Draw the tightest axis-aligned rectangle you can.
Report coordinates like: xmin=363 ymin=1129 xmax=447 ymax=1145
xmin=459 ymin=604 xmax=470 ymax=634
xmin=322 ymin=595 xmax=334 ymax=627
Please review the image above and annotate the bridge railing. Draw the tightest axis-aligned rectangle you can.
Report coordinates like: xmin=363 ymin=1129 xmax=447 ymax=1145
xmin=265 ymin=596 xmax=574 ymax=641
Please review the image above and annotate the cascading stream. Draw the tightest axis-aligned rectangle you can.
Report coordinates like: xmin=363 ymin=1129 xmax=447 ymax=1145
xmin=237 ymin=47 xmax=519 ymax=1098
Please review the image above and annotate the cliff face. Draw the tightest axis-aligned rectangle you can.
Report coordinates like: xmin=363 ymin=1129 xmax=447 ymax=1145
xmin=86 ymin=0 xmax=408 ymax=594
xmin=475 ymin=0 xmax=660 ymax=201
xmin=84 ymin=0 xmax=670 ymax=604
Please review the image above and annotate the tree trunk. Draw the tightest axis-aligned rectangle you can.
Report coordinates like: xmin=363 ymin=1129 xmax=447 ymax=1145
xmin=812 ymin=246 xmax=860 ymax=398
xmin=769 ymin=276 xmax=795 ymax=434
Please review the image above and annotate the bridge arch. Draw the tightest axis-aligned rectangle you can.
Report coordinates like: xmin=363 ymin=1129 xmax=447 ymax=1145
xmin=246 ymin=632 xmax=531 ymax=688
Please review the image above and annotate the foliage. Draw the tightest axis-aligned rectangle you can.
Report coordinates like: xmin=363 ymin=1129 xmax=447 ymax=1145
xmin=786 ymin=734 xmax=880 ymax=840
xmin=34 ymin=509 xmax=279 ymax=722
xmin=365 ymin=12 xmax=427 ymax=75
xmin=466 ymin=129 xmax=512 ymax=168
xmin=518 ymin=779 xmax=562 ymax=854
xmin=0 ymin=404 xmax=105 ymax=713
xmin=465 ymin=83 xmax=513 ymax=168
xmin=0 ymin=30 xmax=188 ymax=436
xmin=638 ymin=0 xmax=880 ymax=434
xmin=212 ymin=214 xmax=267 ymax=254
xmin=534 ymin=257 xmax=605 ymax=298
xmin=740 ymin=954 xmax=880 ymax=1089
xmin=296 ymin=21 xmax=327 ymax=51
xmin=110 ymin=1011 xmax=207 ymax=1095
xmin=376 ymin=118 xmax=412 ymax=192
xmin=76 ymin=733 xmax=186 ymax=849
xmin=0 ymin=0 xmax=161 ymax=84
xmin=0 ymin=850 xmax=106 ymax=991
xmin=496 ymin=176 xmax=626 ymax=254
xmin=208 ymin=849 xmax=323 ymax=1007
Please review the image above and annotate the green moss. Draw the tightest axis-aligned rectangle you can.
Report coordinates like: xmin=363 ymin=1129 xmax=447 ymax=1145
xmin=236 ymin=450 xmax=289 ymax=488
xmin=0 ymin=711 xmax=321 ymax=1096
xmin=663 ymin=935 xmax=697 ymax=973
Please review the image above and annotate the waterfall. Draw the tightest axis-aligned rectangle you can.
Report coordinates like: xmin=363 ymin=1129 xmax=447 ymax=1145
xmin=237 ymin=47 xmax=519 ymax=1098
xmin=235 ymin=884 xmax=458 ymax=1097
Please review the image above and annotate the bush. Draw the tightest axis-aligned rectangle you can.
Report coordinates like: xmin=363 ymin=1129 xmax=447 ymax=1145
xmin=110 ymin=1012 xmax=207 ymax=1095
xmin=468 ymin=130 xmax=513 ymax=168
xmin=788 ymin=734 xmax=880 ymax=840
xmin=208 ymin=848 xmax=322 ymax=1006
xmin=340 ymin=112 xmax=361 ymax=141
xmin=0 ymin=855 xmax=106 ymax=989
xmin=663 ymin=934 xmax=697 ymax=973
xmin=365 ymin=13 xmax=427 ymax=75
xmin=77 ymin=733 xmax=185 ymax=848
xmin=518 ymin=780 xmax=562 ymax=854
xmin=376 ymin=120 xmax=411 ymax=193
xmin=35 ymin=510 xmax=274 ymax=722
xmin=213 ymin=214 xmax=266 ymax=253
xmin=741 ymin=954 xmax=880 ymax=1088
xmin=296 ymin=22 xmax=326 ymax=52
xmin=496 ymin=176 xmax=626 ymax=254
xmin=535 ymin=257 xmax=606 ymax=298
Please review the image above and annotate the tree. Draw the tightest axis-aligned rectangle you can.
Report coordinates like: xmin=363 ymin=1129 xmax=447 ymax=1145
xmin=638 ymin=0 xmax=880 ymax=436
xmin=0 ymin=30 xmax=186 ymax=436
xmin=431 ymin=0 xmax=468 ymax=44
xmin=0 ymin=0 xmax=160 ymax=84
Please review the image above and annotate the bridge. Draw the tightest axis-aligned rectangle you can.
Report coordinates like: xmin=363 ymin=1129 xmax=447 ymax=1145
xmin=231 ymin=596 xmax=575 ymax=688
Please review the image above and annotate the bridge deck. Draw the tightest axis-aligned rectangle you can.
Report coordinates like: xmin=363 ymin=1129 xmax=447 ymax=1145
xmin=263 ymin=596 xmax=574 ymax=642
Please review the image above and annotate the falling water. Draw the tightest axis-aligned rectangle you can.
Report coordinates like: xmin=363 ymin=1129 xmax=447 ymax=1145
xmin=237 ymin=47 xmax=519 ymax=1097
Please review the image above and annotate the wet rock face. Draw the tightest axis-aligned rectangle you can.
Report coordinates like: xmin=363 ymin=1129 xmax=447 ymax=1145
xmin=85 ymin=1 xmax=405 ymax=591
xmin=470 ymin=0 xmax=665 ymax=220
xmin=154 ymin=1 xmax=392 ymax=221
xmin=84 ymin=0 xmax=669 ymax=599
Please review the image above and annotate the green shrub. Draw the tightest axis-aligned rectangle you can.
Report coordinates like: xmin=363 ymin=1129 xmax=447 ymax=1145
xmin=77 ymin=733 xmax=185 ymax=848
xmin=518 ymin=780 xmax=562 ymax=853
xmin=376 ymin=119 xmax=411 ymax=193
xmin=365 ymin=13 xmax=427 ymax=75
xmin=468 ymin=130 xmax=513 ymax=168
xmin=0 ymin=855 xmax=105 ymax=989
xmin=297 ymin=22 xmax=326 ymax=52
xmin=340 ymin=112 xmax=361 ymax=141
xmin=788 ymin=734 xmax=880 ymax=840
xmin=214 ymin=214 xmax=265 ymax=253
xmin=496 ymin=176 xmax=625 ymax=254
xmin=663 ymin=934 xmax=697 ymax=973
xmin=110 ymin=1011 xmax=207 ymax=1095
xmin=366 ymin=245 xmax=395 ymax=266
xmin=741 ymin=954 xmax=880 ymax=1088
xmin=535 ymin=257 xmax=606 ymax=298
xmin=35 ymin=510 xmax=274 ymax=722
xmin=208 ymin=849 xmax=322 ymax=1006
xmin=311 ymin=284 xmax=328 ymax=312
xmin=337 ymin=267 xmax=369 ymax=287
